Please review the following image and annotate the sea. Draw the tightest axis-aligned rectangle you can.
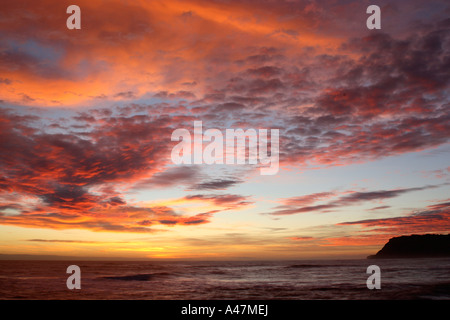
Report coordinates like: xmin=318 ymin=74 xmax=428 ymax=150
xmin=0 ymin=258 xmax=449 ymax=300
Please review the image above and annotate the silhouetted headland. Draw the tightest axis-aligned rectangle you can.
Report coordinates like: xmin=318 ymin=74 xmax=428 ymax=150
xmin=367 ymin=234 xmax=450 ymax=259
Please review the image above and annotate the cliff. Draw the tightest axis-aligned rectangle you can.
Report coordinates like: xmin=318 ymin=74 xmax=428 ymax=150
xmin=367 ymin=234 xmax=450 ymax=259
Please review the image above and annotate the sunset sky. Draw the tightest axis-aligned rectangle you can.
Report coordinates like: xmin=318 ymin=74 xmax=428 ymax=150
xmin=0 ymin=0 xmax=449 ymax=260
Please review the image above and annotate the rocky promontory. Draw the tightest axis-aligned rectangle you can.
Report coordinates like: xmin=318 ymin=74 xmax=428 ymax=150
xmin=367 ymin=234 xmax=450 ymax=259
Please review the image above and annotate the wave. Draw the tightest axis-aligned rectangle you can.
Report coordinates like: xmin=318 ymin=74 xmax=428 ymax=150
xmin=101 ymin=273 xmax=153 ymax=281
xmin=286 ymin=264 xmax=344 ymax=269
xmin=100 ymin=272 xmax=173 ymax=281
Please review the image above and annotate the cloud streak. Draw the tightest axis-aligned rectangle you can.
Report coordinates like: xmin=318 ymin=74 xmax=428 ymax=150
xmin=339 ymin=201 xmax=450 ymax=233
xmin=269 ymin=185 xmax=440 ymax=216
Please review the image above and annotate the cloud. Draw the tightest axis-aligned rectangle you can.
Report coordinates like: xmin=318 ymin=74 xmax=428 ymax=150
xmin=0 ymin=78 xmax=12 ymax=85
xmin=0 ymin=108 xmax=259 ymax=233
xmin=26 ymin=239 xmax=102 ymax=244
xmin=289 ymin=236 xmax=314 ymax=241
xmin=132 ymin=166 xmax=243 ymax=192
xmin=192 ymin=178 xmax=242 ymax=190
xmin=334 ymin=187 xmax=436 ymax=205
xmin=269 ymin=204 xmax=337 ymax=216
xmin=0 ymin=108 xmax=230 ymax=232
xmin=278 ymin=192 xmax=337 ymax=207
xmin=368 ymin=206 xmax=391 ymax=211
xmin=338 ymin=201 xmax=450 ymax=234
xmin=278 ymin=19 xmax=450 ymax=167
xmin=269 ymin=185 xmax=439 ymax=216
xmin=132 ymin=166 xmax=201 ymax=189
xmin=154 ymin=91 xmax=196 ymax=100
xmin=185 ymin=193 xmax=253 ymax=209
xmin=114 ymin=91 xmax=136 ymax=99
xmin=286 ymin=200 xmax=450 ymax=247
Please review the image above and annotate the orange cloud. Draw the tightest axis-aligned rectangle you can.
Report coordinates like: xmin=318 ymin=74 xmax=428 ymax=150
xmin=1 ymin=0 xmax=348 ymax=107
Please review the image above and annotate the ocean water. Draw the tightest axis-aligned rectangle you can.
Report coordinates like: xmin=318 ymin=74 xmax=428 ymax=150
xmin=0 ymin=258 xmax=449 ymax=300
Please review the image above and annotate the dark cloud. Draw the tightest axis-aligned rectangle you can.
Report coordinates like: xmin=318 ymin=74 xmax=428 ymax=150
xmin=158 ymin=220 xmax=178 ymax=225
xmin=114 ymin=91 xmax=136 ymax=99
xmin=0 ymin=78 xmax=12 ymax=85
xmin=290 ymin=236 xmax=314 ymax=241
xmin=192 ymin=178 xmax=242 ymax=191
xmin=0 ymin=47 xmax=67 ymax=79
xmin=154 ymin=91 xmax=196 ymax=99
xmin=270 ymin=204 xmax=337 ymax=216
xmin=269 ymin=186 xmax=439 ymax=216
xmin=132 ymin=166 xmax=200 ymax=189
xmin=335 ymin=187 xmax=436 ymax=205
xmin=246 ymin=66 xmax=283 ymax=78
xmin=105 ymin=196 xmax=126 ymax=206
xmin=279 ymin=192 xmax=336 ymax=207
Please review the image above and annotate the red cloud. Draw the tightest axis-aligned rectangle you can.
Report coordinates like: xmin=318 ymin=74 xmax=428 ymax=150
xmin=0 ymin=108 xmax=253 ymax=232
xmin=338 ymin=201 xmax=450 ymax=235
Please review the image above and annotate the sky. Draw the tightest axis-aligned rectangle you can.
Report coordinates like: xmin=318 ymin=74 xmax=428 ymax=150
xmin=0 ymin=0 xmax=449 ymax=260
